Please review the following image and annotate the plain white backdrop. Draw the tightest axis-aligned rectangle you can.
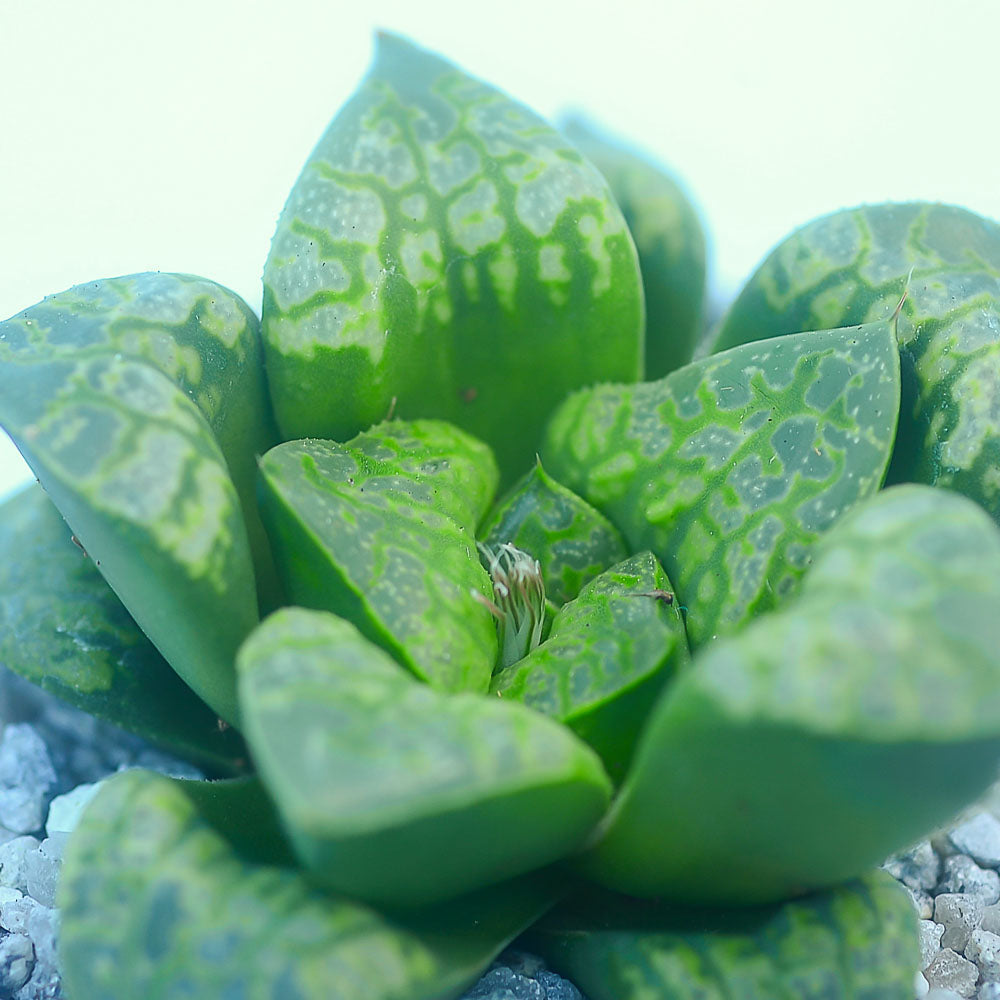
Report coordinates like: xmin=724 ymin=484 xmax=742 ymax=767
xmin=1 ymin=0 xmax=998 ymax=497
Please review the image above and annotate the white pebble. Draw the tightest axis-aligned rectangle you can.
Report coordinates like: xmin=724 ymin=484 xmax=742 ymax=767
xmin=950 ymin=813 xmax=1000 ymax=869
xmin=45 ymin=782 xmax=101 ymax=836
xmin=965 ymin=927 xmax=1000 ymax=982
xmin=0 ymin=837 xmax=40 ymax=894
xmin=924 ymin=947 xmax=979 ymax=997
xmin=920 ymin=919 xmax=945 ymax=969
xmin=935 ymin=894 xmax=984 ymax=952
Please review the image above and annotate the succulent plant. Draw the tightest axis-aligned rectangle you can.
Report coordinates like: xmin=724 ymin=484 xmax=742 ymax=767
xmin=2 ymin=30 xmax=1000 ymax=1000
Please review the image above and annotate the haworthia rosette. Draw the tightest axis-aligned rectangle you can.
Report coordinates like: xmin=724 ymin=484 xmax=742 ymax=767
xmin=491 ymin=552 xmax=689 ymax=782
xmin=262 ymin=32 xmax=643 ymax=484
xmin=562 ymin=115 xmax=707 ymax=379
xmin=580 ymin=486 xmax=1000 ymax=903
xmin=540 ymin=321 xmax=901 ymax=648
xmin=707 ymin=202 xmax=1000 ymax=520
xmin=0 ymin=484 xmax=248 ymax=775
xmin=527 ymin=871 xmax=918 ymax=1000
xmin=0 ymin=272 xmax=280 ymax=609
xmin=0 ymin=352 xmax=256 ymax=723
xmin=236 ymin=607 xmax=611 ymax=907
xmin=257 ymin=421 xmax=499 ymax=692
xmin=480 ymin=461 xmax=628 ymax=607
xmin=59 ymin=769 xmax=561 ymax=999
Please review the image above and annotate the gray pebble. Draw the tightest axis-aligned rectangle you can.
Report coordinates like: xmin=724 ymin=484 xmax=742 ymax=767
xmin=951 ymin=814 xmax=1000 ymax=870
xmin=885 ymin=840 xmax=940 ymax=891
xmin=978 ymin=983 xmax=1000 ymax=999
xmin=536 ymin=970 xmax=584 ymax=1000
xmin=0 ymin=932 xmax=34 ymax=994
xmin=0 ymin=725 xmax=55 ymax=836
xmin=939 ymin=855 xmax=1000 ymax=906
xmin=0 ymin=838 xmax=41 ymax=894
xmin=0 ymin=725 xmax=56 ymax=793
xmin=924 ymin=948 xmax=980 ymax=997
xmin=984 ymin=904 xmax=1000 ymax=937
xmin=24 ymin=848 xmax=59 ymax=909
xmin=925 ymin=990 xmax=970 ymax=1000
xmin=44 ymin=785 xmax=100 ymax=838
xmin=907 ymin=886 xmax=937 ymax=919
xmin=936 ymin=894 xmax=985 ymax=952
xmin=915 ymin=971 xmax=929 ymax=997
xmin=921 ymin=920 xmax=946 ymax=969
xmin=12 ymin=901 xmax=60 ymax=1000
xmin=0 ymin=788 xmax=47 ymax=837
xmin=462 ymin=966 xmax=546 ymax=999
xmin=966 ymin=927 xmax=1000 ymax=982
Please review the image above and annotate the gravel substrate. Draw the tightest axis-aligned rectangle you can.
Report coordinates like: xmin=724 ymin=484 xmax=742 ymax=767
xmin=3 ymin=660 xmax=999 ymax=1000
xmin=0 ymin=666 xmax=584 ymax=1000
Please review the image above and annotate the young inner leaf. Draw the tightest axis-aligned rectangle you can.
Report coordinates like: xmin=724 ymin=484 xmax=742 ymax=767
xmin=476 ymin=542 xmax=546 ymax=670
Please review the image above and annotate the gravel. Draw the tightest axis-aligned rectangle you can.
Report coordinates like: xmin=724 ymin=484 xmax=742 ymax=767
xmin=8 ymin=659 xmax=1000 ymax=1000
xmin=0 ymin=665 xmax=585 ymax=1000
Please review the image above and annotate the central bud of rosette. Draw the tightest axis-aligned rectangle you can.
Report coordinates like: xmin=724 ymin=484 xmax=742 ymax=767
xmin=474 ymin=541 xmax=546 ymax=670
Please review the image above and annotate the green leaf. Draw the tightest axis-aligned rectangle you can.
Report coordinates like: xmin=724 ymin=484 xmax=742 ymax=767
xmin=706 ymin=202 xmax=1000 ymax=521
xmin=0 ymin=272 xmax=281 ymax=610
xmin=491 ymin=552 xmax=689 ymax=782
xmin=0 ymin=353 xmax=257 ymax=723
xmin=562 ymin=115 xmax=707 ymax=379
xmin=579 ymin=485 xmax=1000 ymax=903
xmin=236 ymin=607 xmax=612 ymax=907
xmin=257 ymin=420 xmax=499 ymax=692
xmin=261 ymin=32 xmax=643 ymax=484
xmin=527 ymin=870 xmax=918 ymax=1000
xmin=0 ymin=484 xmax=248 ymax=774
xmin=540 ymin=322 xmax=901 ymax=648
xmin=480 ymin=461 xmax=628 ymax=606
xmin=59 ymin=768 xmax=561 ymax=1000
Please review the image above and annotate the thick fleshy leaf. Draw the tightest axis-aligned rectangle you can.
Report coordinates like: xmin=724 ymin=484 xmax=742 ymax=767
xmin=540 ymin=322 xmax=900 ymax=647
xmin=258 ymin=421 xmax=499 ymax=692
xmin=261 ymin=32 xmax=643 ymax=484
xmin=0 ymin=272 xmax=280 ymax=609
xmin=527 ymin=871 xmax=918 ymax=1000
xmin=0 ymin=484 xmax=248 ymax=774
xmin=0 ymin=353 xmax=257 ymax=723
xmin=491 ymin=552 xmax=689 ymax=782
xmin=580 ymin=486 xmax=1000 ymax=903
xmin=707 ymin=202 xmax=1000 ymax=520
xmin=59 ymin=768 xmax=561 ymax=1000
xmin=562 ymin=115 xmax=707 ymax=379
xmin=236 ymin=607 xmax=612 ymax=907
xmin=480 ymin=461 xmax=628 ymax=606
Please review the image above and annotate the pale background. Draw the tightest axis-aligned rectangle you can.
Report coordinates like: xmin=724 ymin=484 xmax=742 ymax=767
xmin=1 ymin=0 xmax=997 ymax=497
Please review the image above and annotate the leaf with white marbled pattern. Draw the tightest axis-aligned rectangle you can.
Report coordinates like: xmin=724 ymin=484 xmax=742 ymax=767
xmin=236 ymin=607 xmax=611 ymax=906
xmin=59 ymin=768 xmax=560 ymax=999
xmin=541 ymin=321 xmax=900 ymax=647
xmin=580 ymin=486 xmax=1000 ymax=903
xmin=262 ymin=33 xmax=643 ymax=484
xmin=258 ymin=420 xmax=499 ymax=692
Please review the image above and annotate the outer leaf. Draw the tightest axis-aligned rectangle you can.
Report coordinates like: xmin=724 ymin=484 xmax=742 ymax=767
xmin=0 ymin=484 xmax=248 ymax=774
xmin=0 ymin=272 xmax=280 ymax=609
xmin=527 ymin=871 xmax=918 ymax=1000
xmin=236 ymin=607 xmax=612 ymax=907
xmin=258 ymin=421 xmax=498 ymax=692
xmin=480 ymin=461 xmax=628 ymax=606
xmin=261 ymin=32 xmax=643 ymax=484
xmin=59 ymin=769 xmax=561 ymax=1000
xmin=540 ymin=322 xmax=900 ymax=648
xmin=562 ymin=115 xmax=707 ymax=379
xmin=0 ymin=353 xmax=257 ymax=723
xmin=580 ymin=486 xmax=1000 ymax=903
xmin=491 ymin=552 xmax=689 ymax=782
xmin=706 ymin=202 xmax=1000 ymax=520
